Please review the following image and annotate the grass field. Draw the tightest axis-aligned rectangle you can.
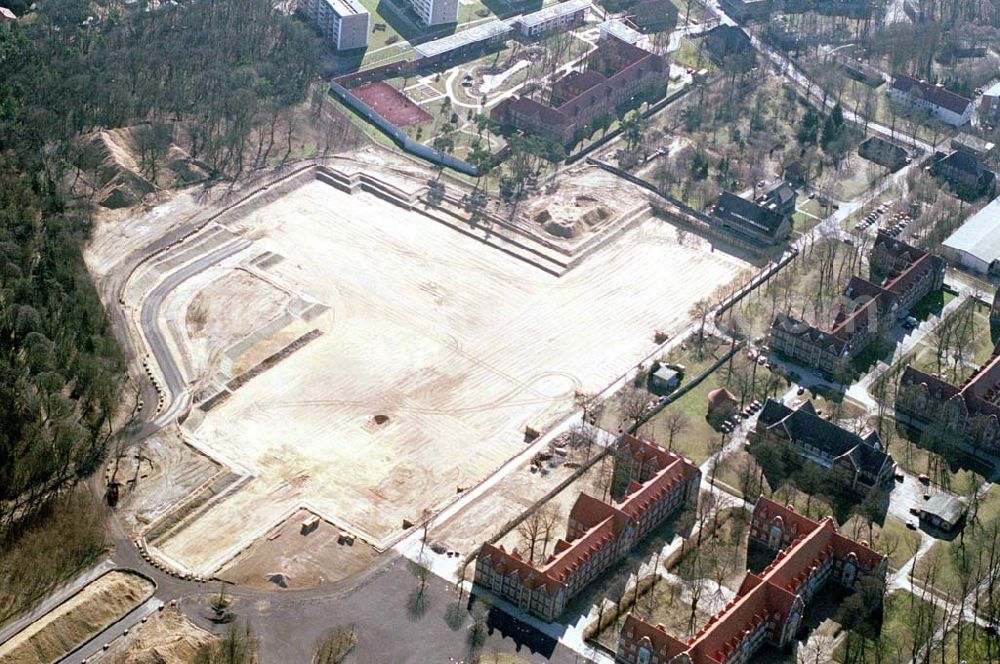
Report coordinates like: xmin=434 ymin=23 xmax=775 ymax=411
xmin=913 ymin=485 xmax=1000 ymax=597
xmin=834 ymin=590 xmax=941 ymax=664
xmin=600 ymin=336 xmax=786 ymax=465
xmin=909 ymin=299 xmax=996 ymax=386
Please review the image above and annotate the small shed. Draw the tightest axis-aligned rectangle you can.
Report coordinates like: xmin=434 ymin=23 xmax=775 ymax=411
xmin=650 ymin=367 xmax=680 ymax=393
xmin=919 ymin=494 xmax=967 ymax=531
xmin=706 ymin=387 xmax=739 ymax=422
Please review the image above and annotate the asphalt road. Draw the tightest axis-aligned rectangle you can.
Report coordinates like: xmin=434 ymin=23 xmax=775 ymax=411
xmin=138 ymin=237 xmax=251 ymax=424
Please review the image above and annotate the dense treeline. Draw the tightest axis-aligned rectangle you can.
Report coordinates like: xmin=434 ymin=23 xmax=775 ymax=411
xmin=0 ymin=155 xmax=124 ymax=529
xmin=1 ymin=0 xmax=323 ymax=176
xmin=0 ymin=0 xmax=325 ymax=532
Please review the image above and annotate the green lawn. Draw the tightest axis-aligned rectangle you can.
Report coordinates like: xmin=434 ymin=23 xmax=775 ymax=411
xmin=598 ymin=335 xmax=786 ymax=465
xmin=641 ymin=352 xmax=785 ymax=465
xmin=913 ymin=485 xmax=1000 ymax=597
xmin=909 ymin=299 xmax=995 ymax=386
xmin=892 ymin=431 xmax=986 ymax=493
xmin=909 ymin=289 xmax=956 ymax=321
xmin=672 ymin=36 xmax=715 ymax=73
xmin=834 ymin=590 xmax=942 ymax=664
xmin=929 ymin=621 xmax=1000 ymax=663
xmin=841 ymin=513 xmax=921 ymax=572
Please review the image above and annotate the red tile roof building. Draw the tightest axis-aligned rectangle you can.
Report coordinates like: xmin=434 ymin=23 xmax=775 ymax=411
xmin=768 ymin=231 xmax=944 ymax=376
xmin=897 ymin=342 xmax=1000 ymax=454
xmin=617 ymin=497 xmax=887 ymax=664
xmin=475 ymin=435 xmax=700 ymax=621
xmin=490 ymin=36 xmax=668 ymax=144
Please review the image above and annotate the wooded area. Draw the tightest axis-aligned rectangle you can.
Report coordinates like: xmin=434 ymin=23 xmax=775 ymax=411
xmin=0 ymin=0 xmax=329 ymax=535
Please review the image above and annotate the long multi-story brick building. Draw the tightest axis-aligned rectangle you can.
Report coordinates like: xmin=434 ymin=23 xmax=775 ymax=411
xmin=768 ymin=231 xmax=945 ymax=376
xmin=491 ymin=36 xmax=668 ymax=144
xmin=474 ymin=435 xmax=700 ymax=621
xmin=616 ymin=497 xmax=887 ymax=664
xmin=896 ymin=344 xmax=1000 ymax=453
xmin=751 ymin=399 xmax=896 ymax=495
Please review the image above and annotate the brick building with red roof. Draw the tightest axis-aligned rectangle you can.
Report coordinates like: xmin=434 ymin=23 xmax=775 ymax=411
xmin=768 ymin=231 xmax=944 ymax=376
xmin=490 ymin=36 xmax=668 ymax=145
xmin=616 ymin=497 xmax=887 ymax=664
xmin=896 ymin=341 xmax=1000 ymax=454
xmin=474 ymin=435 xmax=700 ymax=621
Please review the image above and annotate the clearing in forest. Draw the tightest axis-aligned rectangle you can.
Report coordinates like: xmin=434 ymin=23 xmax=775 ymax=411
xmin=151 ymin=177 xmax=751 ymax=574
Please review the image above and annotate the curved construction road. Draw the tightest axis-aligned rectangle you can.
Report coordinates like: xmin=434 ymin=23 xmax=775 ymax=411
xmin=138 ymin=237 xmax=251 ymax=425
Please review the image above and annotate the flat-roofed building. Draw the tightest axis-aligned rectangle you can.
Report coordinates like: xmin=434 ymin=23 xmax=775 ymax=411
xmin=413 ymin=20 xmax=512 ymax=60
xmin=513 ymin=0 xmax=590 ymax=38
xmin=980 ymin=81 xmax=1000 ymax=128
xmin=305 ymin=0 xmax=370 ymax=50
xmin=407 ymin=0 xmax=458 ymax=26
xmin=942 ymin=195 xmax=1000 ymax=274
xmin=598 ymin=18 xmax=643 ymax=45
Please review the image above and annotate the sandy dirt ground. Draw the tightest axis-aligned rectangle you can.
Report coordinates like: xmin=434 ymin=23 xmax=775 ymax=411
xmin=217 ymin=509 xmax=378 ymax=590
xmin=0 ymin=571 xmax=154 ymax=664
xmin=492 ymin=458 xmax=611 ymax=559
xmin=184 ymin=269 xmax=290 ymax=380
xmin=522 ymin=165 xmax=638 ymax=240
xmin=94 ymin=606 xmax=213 ymax=664
xmin=150 ymin=178 xmax=750 ymax=574
xmin=114 ymin=426 xmax=219 ymax=536
xmin=429 ymin=439 xmax=607 ymax=558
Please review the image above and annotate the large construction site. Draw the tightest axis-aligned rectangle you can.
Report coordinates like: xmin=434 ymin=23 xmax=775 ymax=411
xmin=92 ymin=146 xmax=752 ymax=580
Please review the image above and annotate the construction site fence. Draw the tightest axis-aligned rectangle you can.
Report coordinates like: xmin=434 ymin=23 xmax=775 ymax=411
xmin=329 ymin=82 xmax=480 ymax=177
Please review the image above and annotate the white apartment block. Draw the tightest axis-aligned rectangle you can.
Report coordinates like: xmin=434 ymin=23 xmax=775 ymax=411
xmin=305 ymin=0 xmax=370 ymax=50
xmin=513 ymin=0 xmax=590 ymax=38
xmin=407 ymin=0 xmax=458 ymax=26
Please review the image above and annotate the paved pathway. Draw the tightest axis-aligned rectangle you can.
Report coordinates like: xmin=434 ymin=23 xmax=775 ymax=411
xmin=0 ymin=559 xmax=116 ymax=646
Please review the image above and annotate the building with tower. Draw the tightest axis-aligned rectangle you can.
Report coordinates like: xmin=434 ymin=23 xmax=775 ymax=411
xmin=616 ymin=497 xmax=887 ymax=664
xmin=474 ymin=435 xmax=700 ymax=621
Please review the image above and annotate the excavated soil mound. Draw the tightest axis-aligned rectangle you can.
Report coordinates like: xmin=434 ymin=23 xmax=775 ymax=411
xmin=109 ymin=606 xmax=214 ymax=664
xmin=0 ymin=570 xmax=154 ymax=664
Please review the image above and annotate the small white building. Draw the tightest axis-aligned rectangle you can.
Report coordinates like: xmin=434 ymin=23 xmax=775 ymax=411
xmin=941 ymin=195 xmax=1000 ymax=274
xmin=513 ymin=0 xmax=590 ymax=38
xmin=305 ymin=0 xmax=370 ymax=50
xmin=598 ymin=18 xmax=643 ymax=45
xmin=407 ymin=0 xmax=458 ymax=27
xmin=980 ymin=81 xmax=1000 ymax=128
xmin=889 ymin=75 xmax=973 ymax=126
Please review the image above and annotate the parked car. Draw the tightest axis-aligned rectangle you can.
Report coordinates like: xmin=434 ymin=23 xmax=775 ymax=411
xmin=894 ymin=472 xmax=904 ymax=481
xmin=906 ymin=521 xmax=918 ymax=530
xmin=796 ymin=386 xmax=806 ymax=395
xmin=918 ymin=473 xmax=930 ymax=484
xmin=909 ymin=506 xmax=921 ymax=516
